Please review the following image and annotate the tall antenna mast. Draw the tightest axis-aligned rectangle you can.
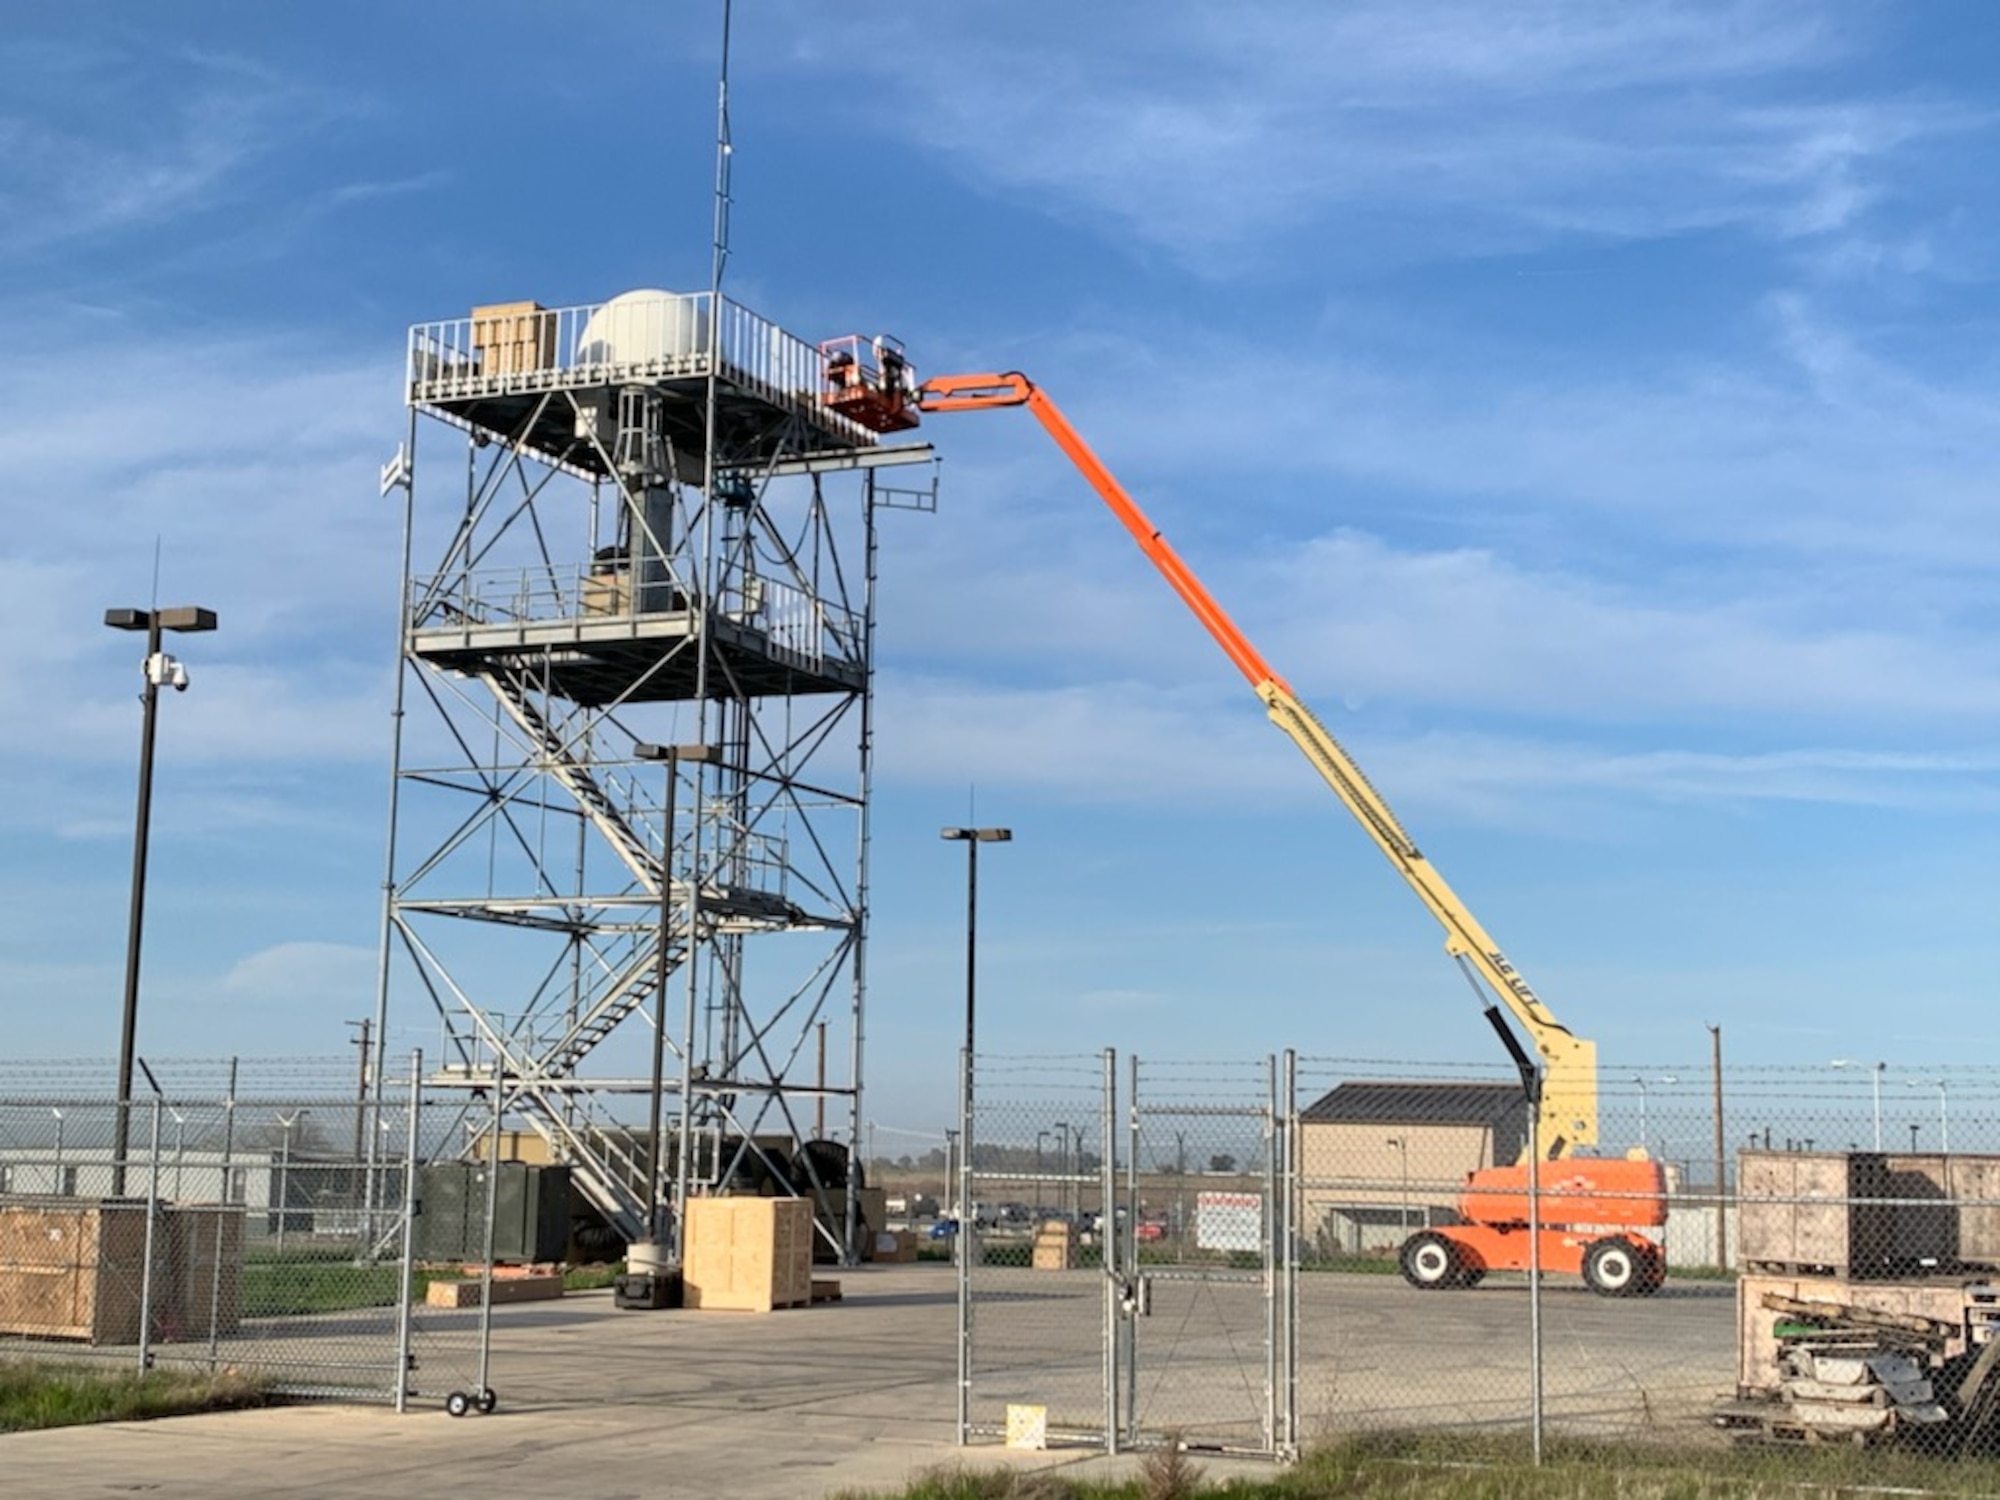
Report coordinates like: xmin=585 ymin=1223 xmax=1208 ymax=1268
xmin=710 ymin=0 xmax=734 ymax=298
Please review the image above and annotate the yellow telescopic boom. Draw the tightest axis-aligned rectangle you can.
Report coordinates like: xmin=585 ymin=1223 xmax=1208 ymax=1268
xmin=916 ymin=371 xmax=1598 ymax=1156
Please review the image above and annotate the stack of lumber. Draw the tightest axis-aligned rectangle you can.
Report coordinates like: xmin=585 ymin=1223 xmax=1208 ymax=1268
xmin=1768 ymin=1344 xmax=1948 ymax=1440
xmin=1717 ymin=1291 xmax=1954 ymax=1445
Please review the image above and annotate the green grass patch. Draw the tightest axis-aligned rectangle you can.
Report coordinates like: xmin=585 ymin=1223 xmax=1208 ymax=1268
xmin=0 ymin=1360 xmax=268 ymax=1433
xmin=835 ymin=1430 xmax=2000 ymax=1499
xmin=562 ymin=1262 xmax=624 ymax=1292
xmin=239 ymin=1257 xmax=447 ymax=1317
xmin=239 ymin=1253 xmax=627 ymax=1315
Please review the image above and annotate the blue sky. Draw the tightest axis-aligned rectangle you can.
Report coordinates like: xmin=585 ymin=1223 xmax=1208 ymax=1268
xmin=7 ymin=2 xmax=2000 ymax=1140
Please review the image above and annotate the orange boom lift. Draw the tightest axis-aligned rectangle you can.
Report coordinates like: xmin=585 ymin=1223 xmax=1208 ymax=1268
xmin=905 ymin=368 xmax=1667 ymax=1296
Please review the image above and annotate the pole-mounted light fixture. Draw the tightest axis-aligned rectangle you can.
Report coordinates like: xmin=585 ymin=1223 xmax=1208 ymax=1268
xmin=105 ymin=603 xmax=218 ymax=1197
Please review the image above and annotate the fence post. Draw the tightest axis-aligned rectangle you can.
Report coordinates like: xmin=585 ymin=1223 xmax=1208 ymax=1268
xmin=1125 ymin=1052 xmax=1140 ymax=1447
xmin=1263 ymin=1053 xmax=1279 ymax=1455
xmin=1281 ymin=1049 xmax=1299 ymax=1458
xmin=207 ymin=1060 xmax=238 ymax=1369
xmin=137 ymin=1097 xmax=163 ymax=1374
xmin=471 ymin=1048 xmax=503 ymax=1404
xmin=1101 ymin=1048 xmax=1118 ymax=1455
xmin=954 ymin=1043 xmax=971 ymax=1446
xmin=393 ymin=1050 xmax=423 ymax=1414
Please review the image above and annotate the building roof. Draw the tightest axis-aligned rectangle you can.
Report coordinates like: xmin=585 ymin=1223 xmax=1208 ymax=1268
xmin=1300 ymin=1081 xmax=1527 ymax=1128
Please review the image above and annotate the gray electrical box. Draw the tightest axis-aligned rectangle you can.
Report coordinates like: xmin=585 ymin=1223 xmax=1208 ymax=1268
xmin=415 ymin=1162 xmax=571 ymax=1264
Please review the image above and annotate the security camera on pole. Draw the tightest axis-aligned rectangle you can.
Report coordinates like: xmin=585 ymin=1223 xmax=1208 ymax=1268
xmin=104 ymin=603 xmax=218 ymax=1197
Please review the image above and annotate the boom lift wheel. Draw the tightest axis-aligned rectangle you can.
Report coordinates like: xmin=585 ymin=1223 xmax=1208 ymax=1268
xmin=1398 ymin=1231 xmax=1462 ymax=1290
xmin=1583 ymin=1236 xmax=1642 ymax=1297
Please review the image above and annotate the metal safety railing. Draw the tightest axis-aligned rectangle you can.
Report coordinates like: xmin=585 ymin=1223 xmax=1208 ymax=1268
xmin=405 ymin=292 xmax=876 ymax=448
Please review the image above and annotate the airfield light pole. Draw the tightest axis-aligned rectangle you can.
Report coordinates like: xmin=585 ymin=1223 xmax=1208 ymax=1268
xmin=1386 ymin=1136 xmax=1410 ymax=1235
xmin=105 ymin=604 xmax=218 ymax=1196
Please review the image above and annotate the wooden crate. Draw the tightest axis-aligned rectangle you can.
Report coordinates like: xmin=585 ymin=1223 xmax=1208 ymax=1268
xmin=683 ymin=1197 xmax=812 ymax=1311
xmin=471 ymin=301 xmax=555 ymax=375
xmin=1738 ymin=1152 xmax=1894 ymax=1276
xmin=1032 ymin=1221 xmax=1077 ymax=1272
xmin=1883 ymin=1155 xmax=1958 ymax=1268
xmin=425 ymin=1272 xmax=563 ymax=1309
xmin=1951 ymin=1157 xmax=2000 ymax=1267
xmin=167 ymin=1205 xmax=243 ymax=1338
xmin=0 ymin=1202 xmax=154 ymax=1344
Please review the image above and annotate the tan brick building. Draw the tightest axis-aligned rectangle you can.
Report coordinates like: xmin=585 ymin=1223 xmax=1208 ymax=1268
xmin=1298 ymin=1082 xmax=1528 ymax=1254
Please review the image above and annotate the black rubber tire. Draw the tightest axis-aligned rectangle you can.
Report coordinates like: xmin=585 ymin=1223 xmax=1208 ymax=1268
xmin=445 ymin=1390 xmax=472 ymax=1418
xmin=1399 ymin=1231 xmax=1461 ymax=1290
xmin=1454 ymin=1265 xmax=1487 ymax=1290
xmin=1583 ymin=1236 xmax=1642 ymax=1297
xmin=476 ymin=1388 xmax=497 ymax=1414
xmin=1633 ymin=1248 xmax=1666 ymax=1297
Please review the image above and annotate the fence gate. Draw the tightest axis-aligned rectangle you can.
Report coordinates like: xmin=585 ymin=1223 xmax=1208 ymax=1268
xmin=961 ymin=1051 xmax=1290 ymax=1459
xmin=1122 ymin=1055 xmax=1289 ymax=1457
xmin=961 ymin=1051 xmax=1117 ymax=1448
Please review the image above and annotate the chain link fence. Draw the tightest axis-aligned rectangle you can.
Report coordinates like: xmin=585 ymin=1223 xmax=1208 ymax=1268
xmin=0 ymin=1054 xmax=510 ymax=1411
xmin=961 ymin=1052 xmax=1113 ymax=1446
xmin=962 ymin=1051 xmax=2000 ymax=1462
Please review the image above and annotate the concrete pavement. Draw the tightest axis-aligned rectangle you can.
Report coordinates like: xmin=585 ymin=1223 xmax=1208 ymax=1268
xmin=0 ymin=1261 xmax=1733 ymax=1497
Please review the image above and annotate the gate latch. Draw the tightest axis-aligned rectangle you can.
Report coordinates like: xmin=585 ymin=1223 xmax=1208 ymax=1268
xmin=1118 ymin=1274 xmax=1152 ymax=1318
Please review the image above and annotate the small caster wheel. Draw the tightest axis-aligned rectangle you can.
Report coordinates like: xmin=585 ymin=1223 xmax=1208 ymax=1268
xmin=475 ymin=1388 xmax=497 ymax=1415
xmin=445 ymin=1390 xmax=472 ymax=1418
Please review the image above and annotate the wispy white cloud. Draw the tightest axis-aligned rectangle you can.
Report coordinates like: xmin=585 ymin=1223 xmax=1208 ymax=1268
xmin=0 ymin=42 xmax=379 ymax=257
xmin=876 ymin=671 xmax=2000 ymax=823
xmin=798 ymin=1 xmax=1984 ymax=272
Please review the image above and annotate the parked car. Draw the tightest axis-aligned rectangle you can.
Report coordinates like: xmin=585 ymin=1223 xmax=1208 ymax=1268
xmin=1135 ymin=1219 xmax=1167 ymax=1243
xmin=929 ymin=1218 xmax=959 ymax=1240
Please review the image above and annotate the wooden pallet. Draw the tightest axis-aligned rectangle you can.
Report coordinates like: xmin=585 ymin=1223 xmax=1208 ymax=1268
xmin=810 ymin=1278 xmax=842 ymax=1305
xmin=1713 ymin=1399 xmax=1880 ymax=1448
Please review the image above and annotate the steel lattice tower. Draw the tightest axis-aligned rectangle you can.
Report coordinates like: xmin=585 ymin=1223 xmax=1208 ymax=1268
xmin=373 ymin=294 xmax=932 ymax=1257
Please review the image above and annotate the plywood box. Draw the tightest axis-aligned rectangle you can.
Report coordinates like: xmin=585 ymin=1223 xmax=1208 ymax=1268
xmin=683 ymin=1197 xmax=812 ymax=1311
xmin=425 ymin=1272 xmax=562 ymax=1309
xmin=167 ymin=1205 xmax=243 ymax=1337
xmin=0 ymin=1202 xmax=154 ymax=1343
xmin=1738 ymin=1152 xmax=1894 ymax=1276
xmin=1032 ymin=1221 xmax=1077 ymax=1271
xmin=471 ymin=301 xmax=555 ymax=375
xmin=1882 ymin=1154 xmax=1958 ymax=1268
xmin=871 ymin=1231 xmax=917 ymax=1264
xmin=1950 ymin=1157 xmax=2000 ymax=1267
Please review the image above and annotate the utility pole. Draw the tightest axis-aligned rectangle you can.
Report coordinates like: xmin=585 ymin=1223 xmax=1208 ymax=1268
xmin=346 ymin=1018 xmax=371 ymax=1165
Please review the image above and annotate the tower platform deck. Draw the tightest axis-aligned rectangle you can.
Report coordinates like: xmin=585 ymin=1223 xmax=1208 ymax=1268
xmin=408 ymin=293 xmax=879 ymax=471
xmin=409 ymin=594 xmax=865 ymax=705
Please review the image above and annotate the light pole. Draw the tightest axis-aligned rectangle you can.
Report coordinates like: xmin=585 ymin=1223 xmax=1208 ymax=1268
xmin=168 ymin=1107 xmax=188 ymax=1201
xmin=1632 ymin=1074 xmax=1678 ymax=1159
xmin=1912 ymin=1079 xmax=1949 ymax=1154
xmin=940 ymin=826 xmax=1011 ymax=1075
xmin=50 ymin=1109 xmax=64 ymax=1195
xmin=275 ymin=1110 xmax=308 ymax=1253
xmin=105 ymin=604 xmax=218 ymax=1196
xmin=1386 ymin=1136 xmax=1410 ymax=1234
xmin=941 ymin=827 xmax=1009 ymax=1240
xmin=1036 ymin=1129 xmax=1049 ymax=1181
xmin=1052 ymin=1119 xmax=1069 ymax=1219
xmin=634 ymin=742 xmax=718 ymax=1253
xmin=1831 ymin=1060 xmax=1885 ymax=1151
